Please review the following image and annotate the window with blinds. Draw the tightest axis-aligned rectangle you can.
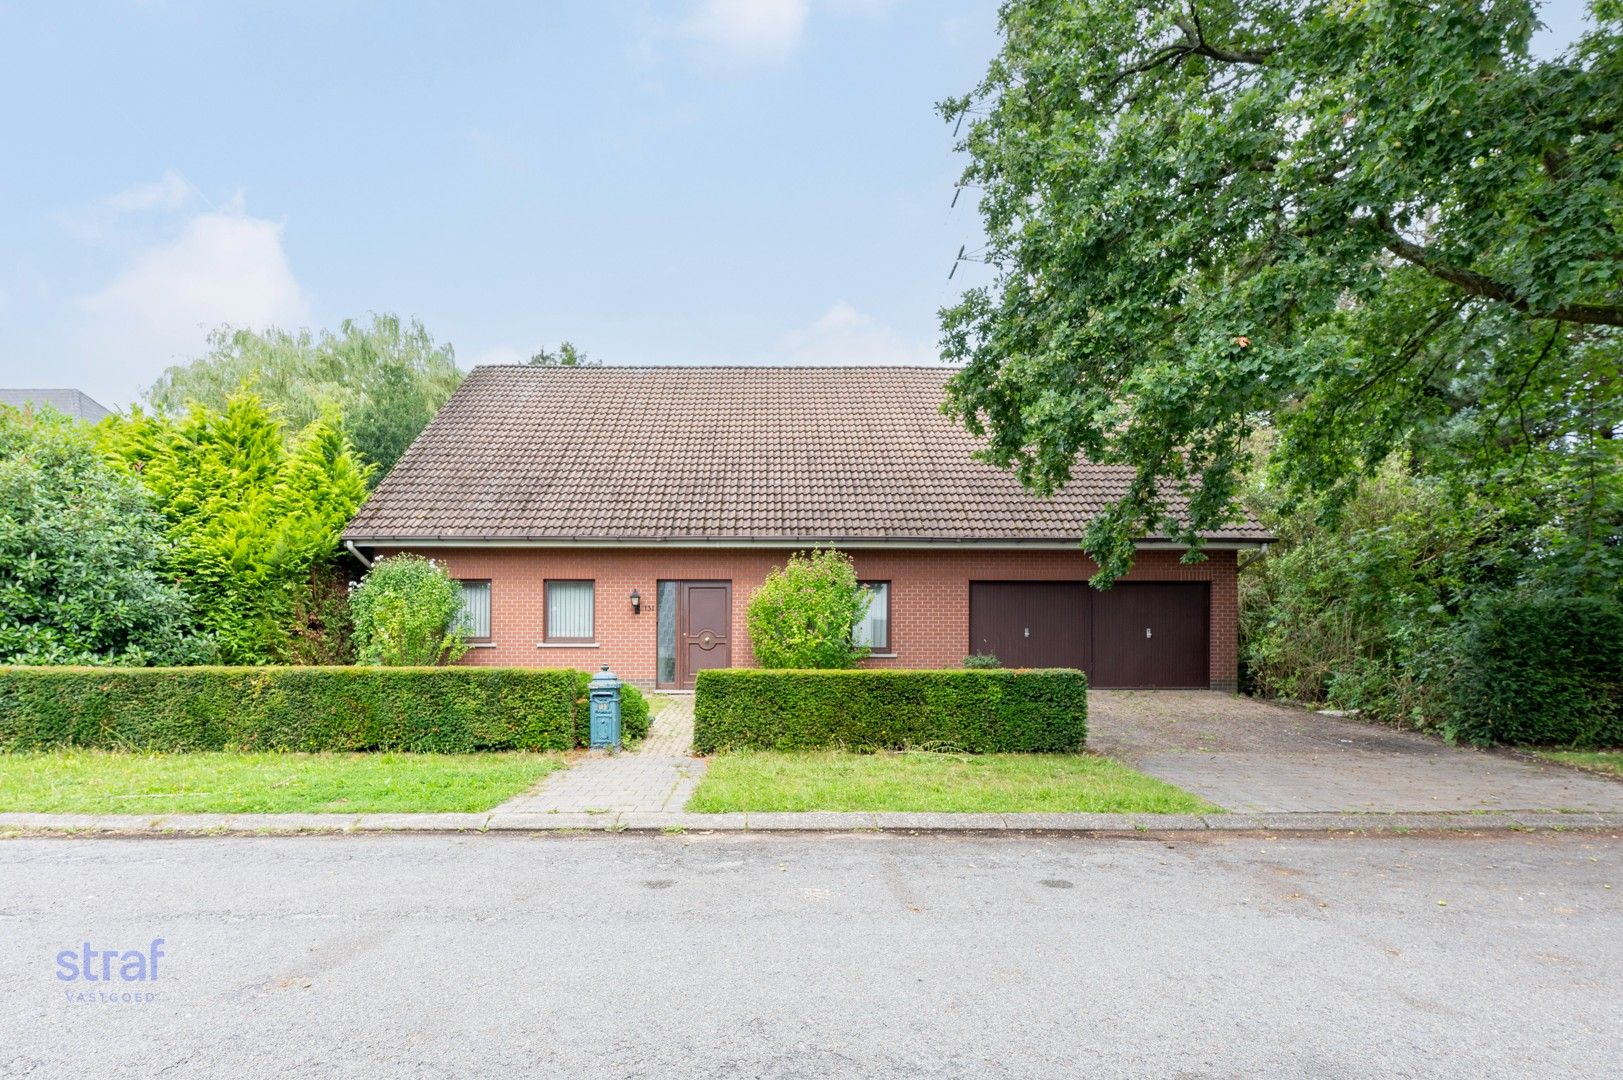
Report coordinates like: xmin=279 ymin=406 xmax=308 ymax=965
xmin=455 ymin=580 xmax=491 ymax=641
xmin=854 ymin=581 xmax=890 ymax=650
xmin=545 ymin=580 xmax=595 ymax=641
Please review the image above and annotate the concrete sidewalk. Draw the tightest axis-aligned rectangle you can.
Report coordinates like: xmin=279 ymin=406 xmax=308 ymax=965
xmin=2 ymin=808 xmax=1618 ymax=837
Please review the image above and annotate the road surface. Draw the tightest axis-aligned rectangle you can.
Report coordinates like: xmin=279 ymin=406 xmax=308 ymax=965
xmin=2 ymin=832 xmax=1619 ymax=1078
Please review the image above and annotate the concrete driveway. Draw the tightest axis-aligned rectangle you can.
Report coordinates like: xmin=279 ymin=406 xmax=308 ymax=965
xmin=1090 ymin=691 xmax=1623 ymax=814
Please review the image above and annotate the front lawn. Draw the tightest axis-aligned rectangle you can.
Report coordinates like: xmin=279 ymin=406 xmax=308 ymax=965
xmin=686 ymin=750 xmax=1217 ymax=814
xmin=1537 ymin=750 xmax=1623 ymax=778
xmin=0 ymin=750 xmax=566 ymax=814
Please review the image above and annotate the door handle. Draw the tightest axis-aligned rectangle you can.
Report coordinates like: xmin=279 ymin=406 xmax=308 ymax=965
xmin=1145 ymin=627 xmax=1152 ymax=639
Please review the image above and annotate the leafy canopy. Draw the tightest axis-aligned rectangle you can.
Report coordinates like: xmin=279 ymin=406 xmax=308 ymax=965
xmin=98 ymin=393 xmax=372 ymax=664
xmin=747 ymin=548 xmax=871 ymax=669
xmin=146 ymin=314 xmax=463 ymax=480
xmin=349 ymin=554 xmax=470 ymax=666
xmin=0 ymin=406 xmax=210 ymax=665
xmin=941 ymin=0 xmax=1622 ymax=580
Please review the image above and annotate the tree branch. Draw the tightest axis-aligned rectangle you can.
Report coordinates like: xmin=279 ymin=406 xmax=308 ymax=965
xmin=1376 ymin=215 xmax=1623 ymax=327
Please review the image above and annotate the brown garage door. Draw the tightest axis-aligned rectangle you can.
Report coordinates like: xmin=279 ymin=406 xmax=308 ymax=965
xmin=967 ymin=580 xmax=1209 ymax=688
xmin=968 ymin=582 xmax=1089 ymax=669
xmin=1091 ymin=583 xmax=1208 ymax=688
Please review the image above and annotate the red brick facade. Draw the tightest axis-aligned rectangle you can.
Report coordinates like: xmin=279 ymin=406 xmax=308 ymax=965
xmin=384 ymin=546 xmax=1239 ymax=691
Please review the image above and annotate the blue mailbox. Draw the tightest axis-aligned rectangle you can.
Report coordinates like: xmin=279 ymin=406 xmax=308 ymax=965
xmin=588 ymin=665 xmax=622 ymax=750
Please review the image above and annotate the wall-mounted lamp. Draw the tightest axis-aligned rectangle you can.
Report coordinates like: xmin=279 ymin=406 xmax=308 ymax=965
xmin=630 ymin=588 xmax=641 ymax=614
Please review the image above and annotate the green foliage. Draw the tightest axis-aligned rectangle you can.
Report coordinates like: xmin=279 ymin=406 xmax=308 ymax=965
xmin=746 ymin=549 xmax=871 ymax=669
xmin=0 ymin=666 xmax=589 ymax=752
xmin=98 ymin=393 xmax=372 ymax=664
xmin=621 ymin=684 xmax=651 ymax=743
xmin=1447 ymin=595 xmax=1623 ymax=748
xmin=286 ymin=564 xmax=358 ymax=665
xmin=526 ymin=341 xmax=597 ymax=366
xmin=349 ymin=554 xmax=469 ymax=666
xmin=0 ymin=406 xmax=210 ymax=665
xmin=963 ymin=653 xmax=1002 ymax=669
xmin=692 ymin=668 xmax=1088 ymax=753
xmin=146 ymin=314 xmax=463 ymax=480
xmin=941 ymin=1 xmax=1622 ymax=581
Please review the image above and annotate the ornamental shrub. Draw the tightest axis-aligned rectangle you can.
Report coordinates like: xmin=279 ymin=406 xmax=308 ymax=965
xmin=746 ymin=548 xmax=869 ymax=669
xmin=0 ymin=666 xmax=588 ymax=752
xmin=693 ymin=668 xmax=1088 ymax=753
xmin=1446 ymin=595 xmax=1623 ymax=748
xmin=350 ymin=554 xmax=469 ymax=665
xmin=963 ymin=653 xmax=1002 ymax=669
xmin=0 ymin=405 xmax=211 ymax=665
xmin=97 ymin=393 xmax=372 ymax=663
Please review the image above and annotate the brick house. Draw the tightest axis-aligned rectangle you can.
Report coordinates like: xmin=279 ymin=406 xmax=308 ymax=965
xmin=342 ymin=366 xmax=1271 ymax=690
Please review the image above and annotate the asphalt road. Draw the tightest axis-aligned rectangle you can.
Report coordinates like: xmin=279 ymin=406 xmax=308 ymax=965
xmin=2 ymin=832 xmax=1619 ymax=1079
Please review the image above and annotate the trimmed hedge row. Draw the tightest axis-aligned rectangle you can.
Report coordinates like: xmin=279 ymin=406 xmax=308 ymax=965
xmin=693 ymin=668 xmax=1088 ymax=753
xmin=0 ymin=666 xmax=593 ymax=752
xmin=1448 ymin=595 xmax=1623 ymax=748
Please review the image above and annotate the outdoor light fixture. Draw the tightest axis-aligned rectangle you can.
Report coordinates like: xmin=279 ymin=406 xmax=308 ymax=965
xmin=630 ymin=588 xmax=641 ymax=614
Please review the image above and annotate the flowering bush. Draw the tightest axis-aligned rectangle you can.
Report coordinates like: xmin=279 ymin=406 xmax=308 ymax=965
xmin=349 ymin=554 xmax=468 ymax=666
xmin=746 ymin=548 xmax=869 ymax=669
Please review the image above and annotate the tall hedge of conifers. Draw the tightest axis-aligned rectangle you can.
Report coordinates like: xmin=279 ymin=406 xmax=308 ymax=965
xmin=0 ymin=666 xmax=590 ymax=752
xmin=693 ymin=668 xmax=1088 ymax=753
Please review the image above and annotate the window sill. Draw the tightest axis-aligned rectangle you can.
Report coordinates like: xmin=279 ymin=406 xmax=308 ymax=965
xmin=536 ymin=641 xmax=600 ymax=649
xmin=866 ymin=652 xmax=898 ymax=659
xmin=468 ymin=642 xmax=497 ymax=649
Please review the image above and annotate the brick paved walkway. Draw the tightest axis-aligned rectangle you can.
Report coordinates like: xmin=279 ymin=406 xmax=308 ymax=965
xmin=496 ymin=695 xmax=704 ymax=814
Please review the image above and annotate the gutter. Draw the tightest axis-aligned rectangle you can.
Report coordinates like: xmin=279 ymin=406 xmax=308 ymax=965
xmin=339 ymin=536 xmax=1272 ymax=552
xmin=344 ymin=540 xmax=374 ymax=568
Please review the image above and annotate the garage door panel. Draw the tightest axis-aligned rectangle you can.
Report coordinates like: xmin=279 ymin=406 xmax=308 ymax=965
xmin=1091 ymin=583 xmax=1208 ymax=688
xmin=968 ymin=582 xmax=1089 ymax=669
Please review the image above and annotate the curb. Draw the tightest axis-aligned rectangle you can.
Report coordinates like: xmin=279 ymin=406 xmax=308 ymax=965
xmin=1 ymin=810 xmax=1619 ymax=838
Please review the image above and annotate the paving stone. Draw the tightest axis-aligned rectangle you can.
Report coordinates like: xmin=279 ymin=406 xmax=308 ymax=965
xmin=660 ymin=813 xmax=750 ymax=831
xmin=1000 ymin=812 xmax=1208 ymax=832
xmin=354 ymin=813 xmax=489 ymax=832
xmin=868 ymin=813 xmax=1009 ymax=831
xmin=152 ymin=815 xmax=240 ymax=832
xmin=494 ymin=696 xmax=705 ymax=814
xmin=744 ymin=812 xmax=880 ymax=831
xmin=237 ymin=814 xmax=358 ymax=833
xmin=486 ymin=812 xmax=615 ymax=831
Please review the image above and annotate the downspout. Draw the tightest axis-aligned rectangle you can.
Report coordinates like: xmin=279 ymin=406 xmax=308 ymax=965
xmin=344 ymin=540 xmax=374 ymax=569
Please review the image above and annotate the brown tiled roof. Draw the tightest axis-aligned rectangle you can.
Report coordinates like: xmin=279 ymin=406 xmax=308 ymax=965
xmin=343 ymin=366 xmax=1272 ymax=545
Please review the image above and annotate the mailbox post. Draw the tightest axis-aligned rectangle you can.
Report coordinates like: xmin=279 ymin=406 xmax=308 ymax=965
xmin=588 ymin=665 xmax=622 ymax=750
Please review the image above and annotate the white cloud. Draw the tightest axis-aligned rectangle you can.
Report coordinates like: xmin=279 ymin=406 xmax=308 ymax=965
xmin=77 ymin=203 xmax=310 ymax=396
xmin=60 ymin=170 xmax=196 ymax=240
xmin=681 ymin=0 xmax=809 ymax=62
xmin=777 ymin=301 xmax=939 ymax=365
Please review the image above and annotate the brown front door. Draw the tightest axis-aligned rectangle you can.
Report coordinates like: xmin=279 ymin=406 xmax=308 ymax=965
xmin=1090 ymin=583 xmax=1209 ymax=688
xmin=676 ymin=581 xmax=731 ymax=689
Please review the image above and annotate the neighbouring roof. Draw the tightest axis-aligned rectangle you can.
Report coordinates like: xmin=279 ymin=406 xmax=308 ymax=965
xmin=0 ymin=387 xmax=111 ymax=423
xmin=343 ymin=365 xmax=1272 ymax=546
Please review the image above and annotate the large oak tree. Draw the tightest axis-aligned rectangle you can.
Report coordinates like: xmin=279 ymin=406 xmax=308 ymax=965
xmin=941 ymin=0 xmax=1621 ymax=579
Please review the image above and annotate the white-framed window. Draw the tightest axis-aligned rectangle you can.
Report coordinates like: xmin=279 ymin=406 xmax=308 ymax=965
xmin=545 ymin=580 xmax=595 ymax=641
xmin=455 ymin=580 xmax=492 ymax=641
xmin=854 ymin=581 xmax=890 ymax=650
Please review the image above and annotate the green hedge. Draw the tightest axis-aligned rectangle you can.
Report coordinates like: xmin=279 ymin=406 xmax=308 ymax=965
xmin=1448 ymin=596 xmax=1623 ymax=748
xmin=0 ymin=666 xmax=592 ymax=753
xmin=693 ymin=668 xmax=1087 ymax=753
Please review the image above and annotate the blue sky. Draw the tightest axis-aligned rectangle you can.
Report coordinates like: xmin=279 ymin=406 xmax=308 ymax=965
xmin=0 ymin=1 xmax=1592 ymax=409
xmin=0 ymin=0 xmax=1000 ymax=407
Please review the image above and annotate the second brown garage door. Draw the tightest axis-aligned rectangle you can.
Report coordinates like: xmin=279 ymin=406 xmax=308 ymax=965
xmin=968 ymin=581 xmax=1209 ymax=688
